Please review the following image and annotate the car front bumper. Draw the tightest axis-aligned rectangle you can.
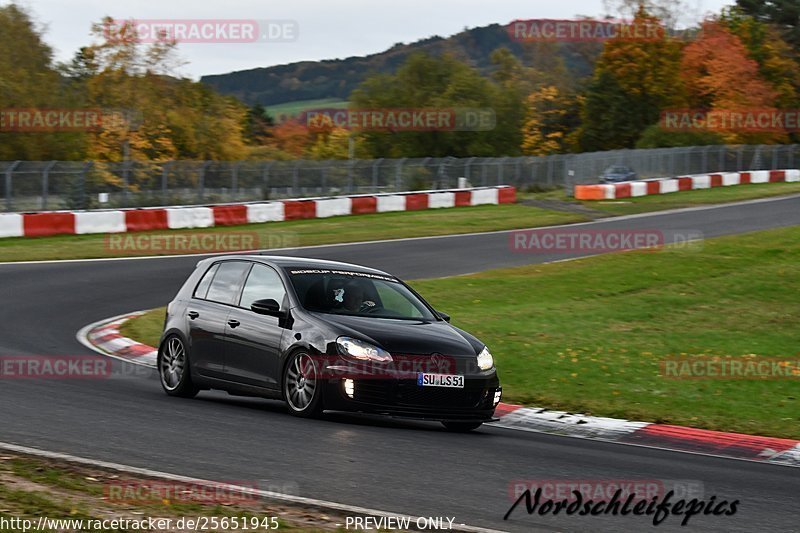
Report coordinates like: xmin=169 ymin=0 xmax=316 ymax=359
xmin=322 ymin=376 xmax=501 ymax=422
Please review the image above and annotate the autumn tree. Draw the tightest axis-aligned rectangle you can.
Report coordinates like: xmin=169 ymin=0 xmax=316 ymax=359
xmin=681 ymin=19 xmax=786 ymax=144
xmin=577 ymin=7 xmax=685 ymax=151
xmin=75 ymin=17 xmax=248 ymax=161
xmin=521 ymin=86 xmax=581 ymax=155
xmin=720 ymin=8 xmax=800 ymax=108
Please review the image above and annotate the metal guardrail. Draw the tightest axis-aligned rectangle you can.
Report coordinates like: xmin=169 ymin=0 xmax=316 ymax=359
xmin=1 ymin=144 xmax=797 ymax=212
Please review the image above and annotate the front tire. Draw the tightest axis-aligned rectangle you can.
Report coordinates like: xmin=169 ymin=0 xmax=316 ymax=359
xmin=158 ymin=335 xmax=199 ymax=398
xmin=442 ymin=421 xmax=483 ymax=432
xmin=283 ymin=351 xmax=324 ymax=418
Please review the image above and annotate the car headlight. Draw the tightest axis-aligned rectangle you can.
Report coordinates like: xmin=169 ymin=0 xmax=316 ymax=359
xmin=477 ymin=346 xmax=494 ymax=370
xmin=336 ymin=337 xmax=393 ymax=362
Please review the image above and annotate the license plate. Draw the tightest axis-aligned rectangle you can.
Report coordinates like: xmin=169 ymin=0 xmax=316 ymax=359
xmin=417 ymin=373 xmax=464 ymax=388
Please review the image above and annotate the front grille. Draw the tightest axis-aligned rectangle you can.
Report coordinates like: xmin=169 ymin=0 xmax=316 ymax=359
xmin=395 ymin=382 xmax=486 ymax=409
xmin=352 ymin=380 xmax=392 ymax=404
xmin=348 ymin=379 xmax=493 ymax=410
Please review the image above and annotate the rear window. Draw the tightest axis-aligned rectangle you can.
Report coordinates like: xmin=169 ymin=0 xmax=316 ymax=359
xmin=193 ymin=263 xmax=220 ymax=299
xmin=205 ymin=261 xmax=251 ymax=305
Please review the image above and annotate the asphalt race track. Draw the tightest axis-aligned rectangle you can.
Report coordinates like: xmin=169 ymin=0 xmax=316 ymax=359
xmin=1 ymin=195 xmax=799 ymax=532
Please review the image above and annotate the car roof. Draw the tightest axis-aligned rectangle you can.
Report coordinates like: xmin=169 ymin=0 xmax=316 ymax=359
xmin=197 ymin=255 xmax=395 ymax=277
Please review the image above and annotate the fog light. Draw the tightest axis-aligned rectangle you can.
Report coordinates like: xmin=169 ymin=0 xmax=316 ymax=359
xmin=343 ymin=379 xmax=354 ymax=398
xmin=493 ymin=389 xmax=502 ymax=406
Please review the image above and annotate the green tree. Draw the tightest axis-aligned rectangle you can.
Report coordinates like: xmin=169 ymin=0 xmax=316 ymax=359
xmin=0 ymin=4 xmax=85 ymax=159
xmin=736 ymin=0 xmax=800 ymax=51
xmin=350 ymin=52 xmax=520 ymax=158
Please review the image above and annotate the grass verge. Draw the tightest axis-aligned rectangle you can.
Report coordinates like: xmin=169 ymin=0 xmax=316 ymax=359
xmin=0 ymin=204 xmax=584 ymax=263
xmin=123 ymin=227 xmax=800 ymax=439
xmin=0 ymin=453 xmax=347 ymax=531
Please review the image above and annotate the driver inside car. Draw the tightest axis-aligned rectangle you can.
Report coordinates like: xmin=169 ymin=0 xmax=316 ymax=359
xmin=341 ymin=280 xmax=376 ymax=313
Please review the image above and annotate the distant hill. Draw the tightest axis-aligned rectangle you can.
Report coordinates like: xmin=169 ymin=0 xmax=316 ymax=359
xmin=200 ymin=23 xmax=600 ymax=107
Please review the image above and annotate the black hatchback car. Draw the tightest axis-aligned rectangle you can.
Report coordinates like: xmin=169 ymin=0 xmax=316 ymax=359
xmin=158 ymin=256 xmax=501 ymax=431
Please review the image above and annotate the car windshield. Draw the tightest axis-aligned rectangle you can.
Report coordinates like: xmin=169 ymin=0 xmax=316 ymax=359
xmin=286 ymin=268 xmax=437 ymax=321
xmin=607 ymin=166 xmax=629 ymax=173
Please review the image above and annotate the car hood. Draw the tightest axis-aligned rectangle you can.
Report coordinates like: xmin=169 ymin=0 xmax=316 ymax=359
xmin=311 ymin=313 xmax=480 ymax=356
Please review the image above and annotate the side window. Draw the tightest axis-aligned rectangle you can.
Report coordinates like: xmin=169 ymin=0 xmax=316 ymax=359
xmin=205 ymin=262 xmax=250 ymax=305
xmin=240 ymin=264 xmax=287 ymax=310
xmin=193 ymin=263 xmax=220 ymax=300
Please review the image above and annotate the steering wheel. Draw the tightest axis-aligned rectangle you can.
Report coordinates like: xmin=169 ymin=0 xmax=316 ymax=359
xmin=360 ymin=301 xmax=382 ymax=313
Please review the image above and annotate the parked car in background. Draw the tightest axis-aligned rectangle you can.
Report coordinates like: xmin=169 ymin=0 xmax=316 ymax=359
xmin=599 ymin=165 xmax=637 ymax=183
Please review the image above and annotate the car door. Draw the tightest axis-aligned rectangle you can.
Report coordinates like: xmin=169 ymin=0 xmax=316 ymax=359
xmin=188 ymin=261 xmax=250 ymax=379
xmin=223 ymin=262 xmax=288 ymax=389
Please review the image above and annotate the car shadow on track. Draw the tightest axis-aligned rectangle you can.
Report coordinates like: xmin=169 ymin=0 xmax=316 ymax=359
xmin=191 ymin=392 xmax=494 ymax=435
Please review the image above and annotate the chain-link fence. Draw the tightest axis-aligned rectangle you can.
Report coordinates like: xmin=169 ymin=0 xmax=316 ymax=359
xmin=1 ymin=144 xmax=798 ymax=212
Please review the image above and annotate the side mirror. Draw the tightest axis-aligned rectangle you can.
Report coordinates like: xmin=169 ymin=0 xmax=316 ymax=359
xmin=251 ymin=298 xmax=284 ymax=317
xmin=437 ymin=311 xmax=451 ymax=323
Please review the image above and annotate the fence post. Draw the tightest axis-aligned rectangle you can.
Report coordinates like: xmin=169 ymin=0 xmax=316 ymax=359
xmin=122 ymin=160 xmax=131 ymax=207
xmin=395 ymin=158 xmax=406 ymax=191
xmin=465 ymin=157 xmax=476 ymax=183
xmin=372 ymin=158 xmax=383 ymax=191
xmin=261 ymin=161 xmax=274 ymax=199
xmin=81 ymin=161 xmax=92 ymax=209
xmin=198 ymin=161 xmax=210 ymax=203
xmin=42 ymin=161 xmax=56 ymax=210
xmin=293 ymin=162 xmax=300 ymax=196
xmin=5 ymin=161 xmax=21 ymax=212
xmin=231 ymin=162 xmax=240 ymax=199
xmin=161 ymin=161 xmax=171 ymax=205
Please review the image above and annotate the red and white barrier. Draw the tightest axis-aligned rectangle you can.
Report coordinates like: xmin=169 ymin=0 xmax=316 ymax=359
xmin=3 ymin=186 xmax=516 ymax=239
xmin=575 ymin=169 xmax=799 ymax=201
xmin=75 ymin=211 xmax=127 ymax=235
xmin=0 ymin=213 xmax=23 ymax=238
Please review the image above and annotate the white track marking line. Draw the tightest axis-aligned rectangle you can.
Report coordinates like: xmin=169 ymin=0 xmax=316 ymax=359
xmin=0 ymin=441 xmax=506 ymax=533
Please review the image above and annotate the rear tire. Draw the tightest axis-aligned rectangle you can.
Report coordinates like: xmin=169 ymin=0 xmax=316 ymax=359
xmin=442 ymin=421 xmax=483 ymax=432
xmin=158 ymin=335 xmax=199 ymax=398
xmin=283 ymin=351 xmax=324 ymax=418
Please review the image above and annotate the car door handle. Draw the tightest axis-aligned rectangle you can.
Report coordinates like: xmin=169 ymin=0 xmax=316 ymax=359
xmin=227 ymin=319 xmax=240 ymax=328
xmin=188 ymin=311 xmax=199 ymax=320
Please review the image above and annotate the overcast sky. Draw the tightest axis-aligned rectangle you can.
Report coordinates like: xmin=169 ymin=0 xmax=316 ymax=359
xmin=19 ymin=0 xmax=734 ymax=79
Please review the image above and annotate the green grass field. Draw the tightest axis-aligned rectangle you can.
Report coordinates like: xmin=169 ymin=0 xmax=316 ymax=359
xmin=267 ymin=98 xmax=349 ymax=120
xmin=122 ymin=227 xmax=800 ymax=439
